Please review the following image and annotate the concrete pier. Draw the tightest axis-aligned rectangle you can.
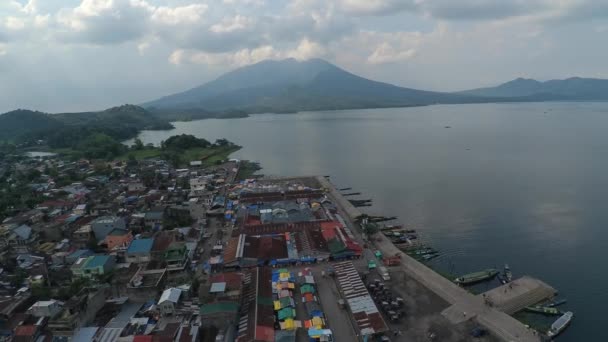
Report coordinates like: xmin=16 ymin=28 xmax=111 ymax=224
xmin=317 ymin=176 xmax=544 ymax=342
xmin=480 ymin=276 xmax=557 ymax=315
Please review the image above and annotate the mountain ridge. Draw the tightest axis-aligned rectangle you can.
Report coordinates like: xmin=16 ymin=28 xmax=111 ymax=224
xmin=459 ymin=76 xmax=608 ymax=99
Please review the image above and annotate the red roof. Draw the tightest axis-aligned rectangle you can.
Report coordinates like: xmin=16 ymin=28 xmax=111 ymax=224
xmin=209 ymin=272 xmax=243 ymax=291
xmin=320 ymin=227 xmax=336 ymax=241
xmin=14 ymin=325 xmax=37 ymax=336
xmin=133 ymin=336 xmax=153 ymax=342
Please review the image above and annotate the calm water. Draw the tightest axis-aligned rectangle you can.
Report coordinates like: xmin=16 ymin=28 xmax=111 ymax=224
xmin=134 ymin=103 xmax=608 ymax=341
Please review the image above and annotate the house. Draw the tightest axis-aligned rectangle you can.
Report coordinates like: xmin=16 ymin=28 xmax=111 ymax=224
xmin=91 ymin=216 xmax=126 ymax=242
xmin=105 ymin=228 xmax=134 ymax=251
xmin=126 ymin=238 xmax=154 ymax=263
xmin=48 ymin=286 xmax=110 ymax=337
xmin=73 ymin=204 xmax=87 ymax=216
xmin=71 ymin=255 xmax=116 ymax=279
xmin=0 ymin=224 xmax=36 ymax=253
xmin=13 ymin=324 xmax=41 ymax=342
xmin=28 ymin=300 xmax=63 ymax=318
xmin=163 ymin=242 xmax=189 ymax=271
xmin=65 ymin=249 xmax=93 ymax=265
xmin=158 ymin=288 xmax=182 ymax=316
xmin=144 ymin=207 xmax=165 ymax=229
xmin=127 ymin=268 xmax=166 ymax=302
xmin=72 ymin=224 xmax=93 ymax=249
xmin=128 ymin=182 xmax=146 ymax=192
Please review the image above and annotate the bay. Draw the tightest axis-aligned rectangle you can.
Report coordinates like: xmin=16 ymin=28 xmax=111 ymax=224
xmin=132 ymin=102 xmax=608 ymax=341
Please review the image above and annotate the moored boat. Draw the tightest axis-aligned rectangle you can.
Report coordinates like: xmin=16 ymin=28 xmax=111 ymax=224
xmin=547 ymin=299 xmax=567 ymax=307
xmin=525 ymin=306 xmax=562 ymax=316
xmin=547 ymin=311 xmax=574 ymax=338
xmin=454 ymin=269 xmax=499 ymax=285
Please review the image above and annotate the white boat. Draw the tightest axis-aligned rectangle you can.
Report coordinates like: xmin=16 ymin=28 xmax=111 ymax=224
xmin=547 ymin=311 xmax=574 ymax=338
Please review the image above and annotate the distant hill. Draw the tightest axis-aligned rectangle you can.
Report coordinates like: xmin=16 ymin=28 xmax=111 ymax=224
xmin=0 ymin=110 xmax=64 ymax=141
xmin=143 ymin=58 xmax=489 ymax=113
xmin=460 ymin=77 xmax=608 ymax=100
xmin=0 ymin=105 xmax=172 ymax=143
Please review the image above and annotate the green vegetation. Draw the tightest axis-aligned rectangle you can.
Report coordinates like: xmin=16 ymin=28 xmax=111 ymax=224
xmin=236 ymin=161 xmax=261 ymax=181
xmin=0 ymin=104 xmax=173 ymax=145
xmin=122 ymin=135 xmax=240 ymax=168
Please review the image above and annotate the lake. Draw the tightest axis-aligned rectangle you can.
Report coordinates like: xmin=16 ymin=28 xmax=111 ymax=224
xmin=133 ymin=102 xmax=608 ymax=341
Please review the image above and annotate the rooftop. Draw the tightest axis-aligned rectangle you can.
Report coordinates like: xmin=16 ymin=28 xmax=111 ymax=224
xmin=127 ymin=238 xmax=154 ymax=254
xmin=158 ymin=288 xmax=182 ymax=304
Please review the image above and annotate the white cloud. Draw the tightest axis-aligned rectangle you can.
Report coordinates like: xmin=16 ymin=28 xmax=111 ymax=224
xmin=150 ymin=4 xmax=207 ymax=25
xmin=5 ymin=16 xmax=25 ymax=30
xmin=287 ymin=38 xmax=326 ymax=60
xmin=0 ymin=43 xmax=7 ymax=56
xmin=169 ymin=45 xmax=280 ymax=67
xmin=368 ymin=43 xmax=416 ymax=64
xmin=210 ymin=15 xmax=254 ymax=33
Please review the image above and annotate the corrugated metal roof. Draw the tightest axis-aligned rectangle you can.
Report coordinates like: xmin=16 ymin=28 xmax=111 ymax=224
xmin=333 ymin=261 xmax=388 ymax=335
xmin=158 ymin=288 xmax=181 ymax=304
xmin=127 ymin=238 xmax=154 ymax=254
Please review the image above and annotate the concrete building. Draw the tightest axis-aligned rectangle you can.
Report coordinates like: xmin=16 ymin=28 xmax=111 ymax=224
xmin=28 ymin=300 xmax=63 ymax=318
xmin=158 ymin=288 xmax=182 ymax=316
xmin=126 ymin=238 xmax=154 ymax=263
xmin=105 ymin=228 xmax=133 ymax=251
xmin=91 ymin=216 xmax=126 ymax=242
xmin=71 ymin=255 xmax=116 ymax=279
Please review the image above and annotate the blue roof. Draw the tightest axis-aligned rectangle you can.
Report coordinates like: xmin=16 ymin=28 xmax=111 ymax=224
xmin=68 ymin=249 xmax=92 ymax=259
xmin=86 ymin=255 xmax=112 ymax=268
xmin=127 ymin=238 xmax=154 ymax=254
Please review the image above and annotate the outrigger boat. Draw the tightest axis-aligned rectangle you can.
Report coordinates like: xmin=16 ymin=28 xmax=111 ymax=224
xmin=547 ymin=311 xmax=574 ymax=338
xmin=525 ymin=306 xmax=562 ymax=316
xmin=454 ymin=269 xmax=499 ymax=285
xmin=547 ymin=299 xmax=568 ymax=307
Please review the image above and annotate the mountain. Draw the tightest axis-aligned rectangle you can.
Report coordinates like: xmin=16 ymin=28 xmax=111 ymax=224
xmin=460 ymin=77 xmax=608 ymax=100
xmin=0 ymin=110 xmax=65 ymax=141
xmin=143 ymin=58 xmax=486 ymax=113
xmin=0 ymin=105 xmax=172 ymax=143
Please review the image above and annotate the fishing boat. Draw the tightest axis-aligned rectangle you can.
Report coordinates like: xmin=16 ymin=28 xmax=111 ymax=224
xmin=504 ymin=264 xmax=513 ymax=283
xmin=547 ymin=299 xmax=567 ymax=307
xmin=525 ymin=306 xmax=562 ymax=316
xmin=547 ymin=311 xmax=574 ymax=338
xmin=422 ymin=254 xmax=439 ymax=261
xmin=454 ymin=269 xmax=499 ymax=285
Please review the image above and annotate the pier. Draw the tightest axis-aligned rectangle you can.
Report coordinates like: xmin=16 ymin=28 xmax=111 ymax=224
xmin=317 ymin=176 xmax=547 ymax=342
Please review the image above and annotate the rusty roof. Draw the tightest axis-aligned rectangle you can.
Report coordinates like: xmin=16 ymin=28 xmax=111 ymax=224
xmin=333 ymin=261 xmax=388 ymax=335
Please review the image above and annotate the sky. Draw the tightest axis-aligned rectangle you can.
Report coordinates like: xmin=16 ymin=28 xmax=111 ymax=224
xmin=0 ymin=0 xmax=607 ymax=113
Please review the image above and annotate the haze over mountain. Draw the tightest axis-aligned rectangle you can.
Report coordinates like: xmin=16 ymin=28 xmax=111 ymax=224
xmin=144 ymin=59 xmax=608 ymax=114
xmin=143 ymin=58 xmax=487 ymax=113
xmin=460 ymin=77 xmax=608 ymax=100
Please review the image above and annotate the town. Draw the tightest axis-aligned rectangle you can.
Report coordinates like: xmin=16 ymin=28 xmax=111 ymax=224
xmin=0 ymin=139 xmax=566 ymax=342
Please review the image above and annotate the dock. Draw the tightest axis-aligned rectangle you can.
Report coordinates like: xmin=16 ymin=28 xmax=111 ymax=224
xmin=480 ymin=276 xmax=557 ymax=315
xmin=317 ymin=176 xmax=546 ymax=342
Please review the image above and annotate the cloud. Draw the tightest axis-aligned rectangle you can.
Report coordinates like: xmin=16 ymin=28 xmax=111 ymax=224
xmin=0 ymin=43 xmax=7 ymax=56
xmin=150 ymin=4 xmax=208 ymax=25
xmin=210 ymin=15 xmax=254 ymax=33
xmin=337 ymin=0 xmax=416 ymax=16
xmin=5 ymin=16 xmax=26 ymax=30
xmin=169 ymin=45 xmax=280 ymax=66
xmin=368 ymin=43 xmax=416 ymax=64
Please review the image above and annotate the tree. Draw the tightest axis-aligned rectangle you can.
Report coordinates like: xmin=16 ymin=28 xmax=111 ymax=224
xmin=133 ymin=138 xmax=144 ymax=150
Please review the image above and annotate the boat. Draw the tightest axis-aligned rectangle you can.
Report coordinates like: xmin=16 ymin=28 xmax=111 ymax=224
xmin=504 ymin=264 xmax=513 ymax=283
xmin=547 ymin=311 xmax=574 ymax=338
xmin=454 ymin=269 xmax=499 ymax=285
xmin=422 ymin=254 xmax=439 ymax=261
xmin=547 ymin=299 xmax=567 ymax=307
xmin=525 ymin=306 xmax=562 ymax=316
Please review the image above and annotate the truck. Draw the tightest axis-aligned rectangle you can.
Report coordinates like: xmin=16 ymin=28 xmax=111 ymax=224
xmin=378 ymin=266 xmax=390 ymax=281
